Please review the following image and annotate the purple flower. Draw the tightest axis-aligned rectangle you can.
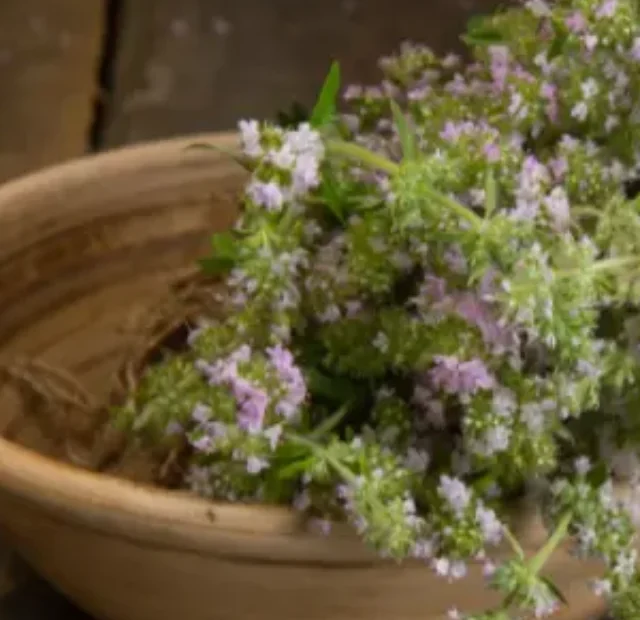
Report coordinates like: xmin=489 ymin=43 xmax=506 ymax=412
xmin=540 ymin=82 xmax=558 ymax=121
xmin=631 ymin=38 xmax=640 ymax=62
xmin=267 ymin=345 xmax=307 ymax=419
xmin=264 ymin=424 xmax=283 ymax=450
xmin=429 ymin=356 xmax=495 ymax=395
xmin=483 ymin=142 xmax=501 ymax=162
xmin=443 ymin=245 xmax=468 ymax=274
xmin=583 ymin=34 xmax=599 ymax=52
xmin=489 ymin=45 xmax=510 ymax=91
xmin=544 ymin=187 xmax=570 ymax=230
xmin=596 ymin=0 xmax=617 ymax=18
xmin=192 ymin=403 xmax=212 ymax=423
xmin=475 ymin=504 xmax=503 ymax=544
xmin=292 ymin=153 xmax=321 ymax=194
xmin=238 ymin=119 xmax=262 ymax=158
xmin=548 ymin=156 xmax=568 ymax=180
xmin=343 ymin=85 xmax=363 ymax=101
xmin=565 ymin=12 xmax=586 ymax=33
xmin=438 ymin=475 xmax=471 ymax=515
xmin=440 ymin=121 xmax=462 ymax=142
xmin=285 ymin=123 xmax=324 ymax=159
xmin=165 ymin=421 xmax=183 ymax=436
xmin=246 ymin=180 xmax=285 ymax=211
xmin=246 ymin=455 xmax=269 ymax=474
xmin=232 ymin=378 xmax=269 ymax=432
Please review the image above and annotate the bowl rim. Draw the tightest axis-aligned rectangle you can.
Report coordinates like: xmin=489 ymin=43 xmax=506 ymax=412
xmin=0 ymin=133 xmax=552 ymax=566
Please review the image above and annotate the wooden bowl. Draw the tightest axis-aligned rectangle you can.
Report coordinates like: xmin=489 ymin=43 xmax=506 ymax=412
xmin=0 ymin=134 xmax=607 ymax=620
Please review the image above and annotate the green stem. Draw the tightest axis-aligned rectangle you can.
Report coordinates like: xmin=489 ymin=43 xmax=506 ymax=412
xmin=557 ymin=255 xmax=640 ymax=280
xmin=327 ymin=140 xmax=400 ymax=175
xmin=327 ymin=139 xmax=483 ymax=229
xmin=423 ymin=186 xmax=484 ymax=229
xmin=286 ymin=432 xmax=358 ymax=485
xmin=528 ymin=511 xmax=572 ymax=576
xmin=503 ymin=525 xmax=525 ymax=560
xmin=571 ymin=205 xmax=602 ymax=219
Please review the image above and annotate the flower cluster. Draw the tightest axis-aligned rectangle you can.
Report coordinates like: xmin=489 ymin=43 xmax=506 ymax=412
xmin=116 ymin=0 xmax=640 ymax=617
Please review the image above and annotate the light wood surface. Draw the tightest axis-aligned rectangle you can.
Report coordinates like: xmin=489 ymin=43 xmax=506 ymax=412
xmin=0 ymin=0 xmax=104 ymax=183
xmin=0 ymin=134 xmax=609 ymax=619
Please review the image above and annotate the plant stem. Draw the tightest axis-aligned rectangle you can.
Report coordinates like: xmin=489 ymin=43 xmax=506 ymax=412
xmin=326 ymin=140 xmax=400 ymax=175
xmin=286 ymin=431 xmax=358 ymax=485
xmin=557 ymin=255 xmax=640 ymax=280
xmin=528 ymin=511 xmax=572 ymax=576
xmin=327 ymin=139 xmax=483 ymax=228
xmin=423 ymin=186 xmax=484 ymax=229
xmin=503 ymin=525 xmax=525 ymax=559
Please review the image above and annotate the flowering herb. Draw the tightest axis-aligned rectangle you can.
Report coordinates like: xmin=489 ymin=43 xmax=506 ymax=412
xmin=116 ymin=0 xmax=640 ymax=616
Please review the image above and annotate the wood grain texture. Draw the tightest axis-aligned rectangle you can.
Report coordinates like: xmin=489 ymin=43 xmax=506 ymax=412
xmin=0 ymin=0 xmax=105 ymax=182
xmin=103 ymin=0 xmax=505 ymax=147
xmin=0 ymin=134 xmax=609 ymax=620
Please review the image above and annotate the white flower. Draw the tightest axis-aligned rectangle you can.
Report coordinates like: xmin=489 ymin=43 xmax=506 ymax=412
xmin=574 ymin=456 xmax=591 ymax=475
xmin=581 ymin=78 xmax=599 ymax=99
xmin=246 ymin=180 xmax=285 ymax=211
xmin=269 ymin=145 xmax=296 ymax=169
xmin=571 ymin=101 xmax=589 ymax=122
xmin=404 ymin=447 xmax=430 ymax=473
xmin=432 ymin=556 xmax=450 ymax=577
xmin=526 ymin=0 xmax=551 ymax=17
xmin=438 ymin=475 xmax=471 ymax=514
xmin=238 ymin=119 xmax=262 ymax=158
xmin=476 ymin=504 xmax=503 ymax=544
xmin=544 ymin=186 xmax=571 ymax=230
xmin=373 ymin=331 xmax=389 ymax=353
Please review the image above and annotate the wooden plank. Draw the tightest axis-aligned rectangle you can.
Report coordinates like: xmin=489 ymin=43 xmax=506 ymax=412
xmin=103 ymin=0 xmax=504 ymax=147
xmin=0 ymin=0 xmax=105 ymax=182
xmin=0 ymin=0 xmax=105 ymax=596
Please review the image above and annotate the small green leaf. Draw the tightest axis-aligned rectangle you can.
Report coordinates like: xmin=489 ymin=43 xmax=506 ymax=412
xmin=276 ymin=101 xmax=310 ymax=128
xmin=198 ymin=256 xmax=235 ymax=275
xmin=485 ymin=169 xmax=498 ymax=217
xmin=588 ymin=461 xmax=609 ymax=487
xmin=308 ymin=404 xmax=349 ymax=440
xmin=389 ymin=100 xmax=417 ymax=161
xmin=310 ymin=62 xmax=341 ymax=128
xmin=305 ymin=367 xmax=367 ymax=404
xmin=538 ymin=575 xmax=568 ymax=605
xmin=462 ymin=15 xmax=503 ymax=46
xmin=199 ymin=231 xmax=240 ymax=276
xmin=277 ymin=458 xmax=314 ymax=480
xmin=211 ymin=231 xmax=238 ymax=257
xmin=185 ymin=142 xmax=250 ymax=170
xmin=548 ymin=34 xmax=567 ymax=60
xmin=319 ymin=172 xmax=346 ymax=222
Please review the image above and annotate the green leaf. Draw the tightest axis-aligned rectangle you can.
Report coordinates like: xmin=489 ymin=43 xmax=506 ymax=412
xmin=310 ymin=62 xmax=341 ymax=128
xmin=318 ymin=172 xmax=346 ymax=222
xmin=199 ymin=231 xmax=240 ymax=276
xmin=198 ymin=256 xmax=235 ymax=275
xmin=389 ymin=100 xmax=417 ymax=161
xmin=462 ymin=14 xmax=503 ymax=46
xmin=185 ymin=142 xmax=250 ymax=170
xmin=588 ymin=460 xmax=609 ymax=487
xmin=547 ymin=33 xmax=567 ymax=60
xmin=484 ymin=169 xmax=498 ymax=217
xmin=305 ymin=366 xmax=367 ymax=404
xmin=308 ymin=404 xmax=349 ymax=440
xmin=276 ymin=101 xmax=310 ymax=128
xmin=277 ymin=458 xmax=314 ymax=480
xmin=538 ymin=575 xmax=568 ymax=605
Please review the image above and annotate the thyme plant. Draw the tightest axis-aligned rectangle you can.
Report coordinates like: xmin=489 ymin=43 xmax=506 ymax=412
xmin=117 ymin=0 xmax=640 ymax=616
